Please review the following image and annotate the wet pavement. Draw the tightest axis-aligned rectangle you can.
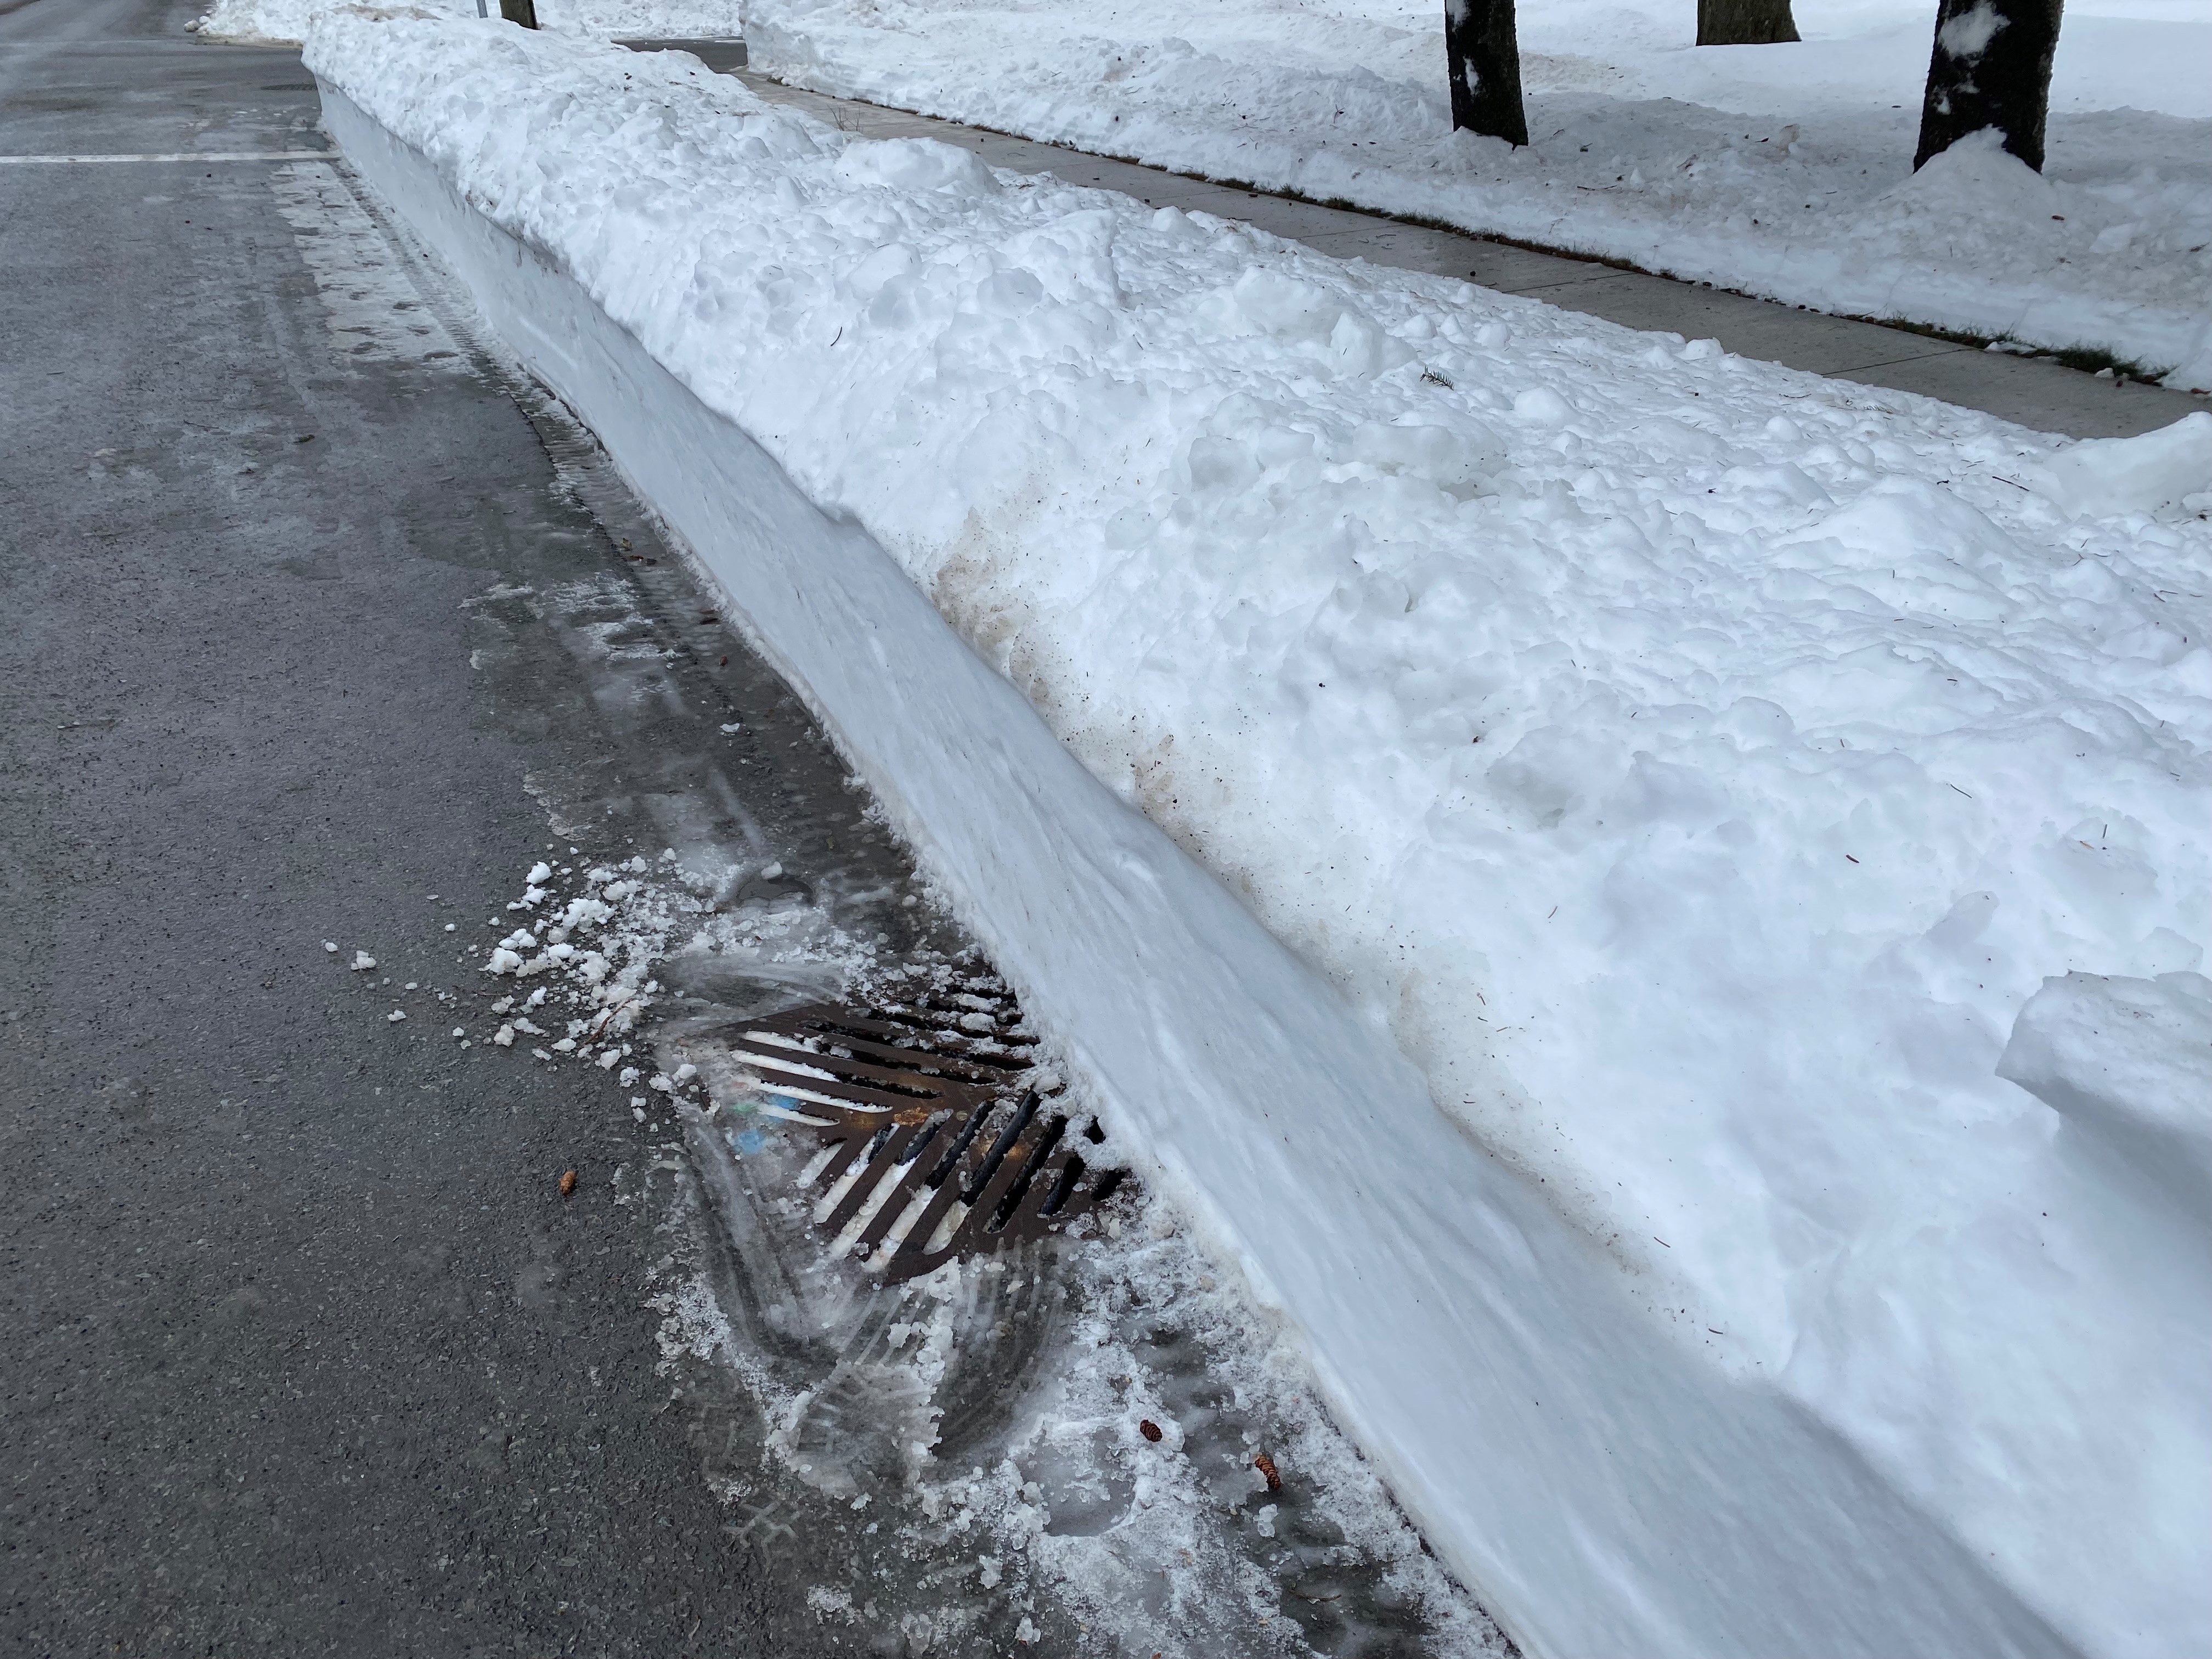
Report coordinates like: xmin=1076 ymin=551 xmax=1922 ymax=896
xmin=0 ymin=3 xmax=853 ymax=1652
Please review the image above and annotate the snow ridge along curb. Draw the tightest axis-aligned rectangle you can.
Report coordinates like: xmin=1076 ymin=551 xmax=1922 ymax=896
xmin=317 ymin=83 xmax=2077 ymax=1659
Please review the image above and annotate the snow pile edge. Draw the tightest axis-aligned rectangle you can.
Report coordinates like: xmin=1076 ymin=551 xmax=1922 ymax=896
xmin=314 ymin=80 xmax=2080 ymax=1659
xmin=193 ymin=0 xmax=746 ymax=46
xmin=746 ymin=1 xmax=2212 ymax=391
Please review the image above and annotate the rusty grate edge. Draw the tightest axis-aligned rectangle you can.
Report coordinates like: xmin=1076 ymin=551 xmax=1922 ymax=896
xmin=724 ymin=992 xmax=1128 ymax=1282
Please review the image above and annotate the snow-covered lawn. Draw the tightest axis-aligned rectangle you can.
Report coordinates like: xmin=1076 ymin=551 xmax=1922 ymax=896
xmin=305 ymin=12 xmax=2211 ymax=1656
xmin=193 ymin=0 xmax=742 ymax=45
xmin=751 ymin=0 xmax=2212 ymax=388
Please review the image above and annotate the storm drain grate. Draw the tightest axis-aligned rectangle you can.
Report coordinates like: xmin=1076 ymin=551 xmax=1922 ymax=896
xmin=724 ymin=984 xmax=1126 ymax=1282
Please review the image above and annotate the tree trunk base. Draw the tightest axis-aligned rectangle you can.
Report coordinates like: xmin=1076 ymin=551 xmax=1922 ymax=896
xmin=1444 ymin=0 xmax=1529 ymax=148
xmin=1697 ymin=0 xmax=1801 ymax=46
xmin=1915 ymin=0 xmax=2063 ymax=172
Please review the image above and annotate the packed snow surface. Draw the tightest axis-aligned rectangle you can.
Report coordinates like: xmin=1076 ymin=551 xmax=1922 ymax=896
xmin=750 ymin=0 xmax=2212 ymax=388
xmin=1999 ymin=969 xmax=2212 ymax=1216
xmin=308 ymin=13 xmax=2212 ymax=1656
xmin=193 ymin=0 xmax=742 ymax=45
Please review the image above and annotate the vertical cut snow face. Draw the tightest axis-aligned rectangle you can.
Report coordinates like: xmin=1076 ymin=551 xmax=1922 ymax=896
xmin=306 ymin=16 xmax=2212 ymax=1655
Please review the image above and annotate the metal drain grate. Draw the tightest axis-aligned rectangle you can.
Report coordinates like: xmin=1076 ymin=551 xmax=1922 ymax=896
xmin=724 ymin=985 xmax=1126 ymax=1282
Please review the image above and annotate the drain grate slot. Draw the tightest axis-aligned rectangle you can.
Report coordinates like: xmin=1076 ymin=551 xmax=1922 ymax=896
xmin=723 ymin=994 xmax=1127 ymax=1281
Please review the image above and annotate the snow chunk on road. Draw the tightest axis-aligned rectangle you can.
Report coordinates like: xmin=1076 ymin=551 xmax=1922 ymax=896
xmin=350 ymin=950 xmax=375 ymax=970
xmin=558 ymin=896 xmax=612 ymax=931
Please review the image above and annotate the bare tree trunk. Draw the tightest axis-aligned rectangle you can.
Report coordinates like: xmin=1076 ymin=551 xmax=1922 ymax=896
xmin=1444 ymin=0 xmax=1529 ymax=148
xmin=1915 ymin=0 xmax=2064 ymax=171
xmin=499 ymin=0 xmax=539 ymax=26
xmin=1698 ymin=0 xmax=1801 ymax=45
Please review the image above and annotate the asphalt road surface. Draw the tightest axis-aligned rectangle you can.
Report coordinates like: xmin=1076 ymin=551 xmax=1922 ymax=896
xmin=0 ymin=4 xmax=864 ymax=1651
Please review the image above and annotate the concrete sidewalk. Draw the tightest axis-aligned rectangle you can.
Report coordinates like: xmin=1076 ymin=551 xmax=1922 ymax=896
xmin=714 ymin=67 xmax=2204 ymax=442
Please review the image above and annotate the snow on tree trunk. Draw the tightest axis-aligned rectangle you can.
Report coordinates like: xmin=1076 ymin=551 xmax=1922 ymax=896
xmin=1914 ymin=0 xmax=2064 ymax=172
xmin=1444 ymin=0 xmax=1529 ymax=148
xmin=1697 ymin=0 xmax=1802 ymax=46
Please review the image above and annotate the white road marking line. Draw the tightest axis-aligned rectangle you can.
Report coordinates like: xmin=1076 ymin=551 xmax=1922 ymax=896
xmin=0 ymin=151 xmax=332 ymax=165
